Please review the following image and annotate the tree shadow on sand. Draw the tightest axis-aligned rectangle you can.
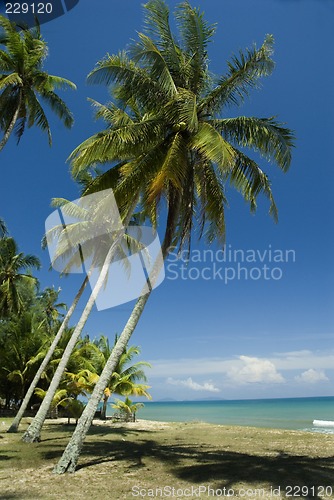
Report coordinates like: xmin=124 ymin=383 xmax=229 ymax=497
xmin=42 ymin=436 xmax=334 ymax=500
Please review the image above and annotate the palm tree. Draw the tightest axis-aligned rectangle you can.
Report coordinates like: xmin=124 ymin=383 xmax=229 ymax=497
xmin=8 ymin=190 xmax=116 ymax=433
xmin=21 ymin=191 xmax=136 ymax=442
xmin=0 ymin=15 xmax=76 ymax=151
xmin=0 ymin=310 xmax=49 ymax=408
xmin=112 ymin=397 xmax=144 ymax=422
xmin=0 ymin=237 xmax=40 ymax=317
xmin=53 ymin=0 xmax=294 ymax=472
xmin=34 ymin=341 xmax=99 ymax=423
xmin=38 ymin=287 xmax=67 ymax=332
xmin=7 ymin=276 xmax=89 ymax=432
xmin=93 ymin=335 xmax=151 ymax=419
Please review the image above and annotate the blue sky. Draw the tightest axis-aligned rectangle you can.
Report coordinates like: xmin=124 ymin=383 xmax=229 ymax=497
xmin=1 ymin=0 xmax=334 ymax=401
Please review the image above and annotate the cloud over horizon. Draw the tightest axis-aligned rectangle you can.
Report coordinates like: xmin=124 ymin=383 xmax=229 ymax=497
xmin=295 ymin=369 xmax=329 ymax=384
xmin=166 ymin=377 xmax=220 ymax=393
xmin=226 ymin=356 xmax=285 ymax=385
xmin=148 ymin=350 xmax=334 ymax=379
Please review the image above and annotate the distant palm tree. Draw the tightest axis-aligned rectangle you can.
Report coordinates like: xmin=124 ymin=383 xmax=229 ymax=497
xmin=112 ymin=397 xmax=144 ymax=422
xmin=0 ymin=15 xmax=76 ymax=151
xmin=0 ymin=310 xmax=49 ymax=406
xmin=38 ymin=287 xmax=67 ymax=331
xmin=7 ymin=277 xmax=89 ymax=433
xmin=53 ymin=0 xmax=294 ymax=473
xmin=93 ymin=335 xmax=151 ymax=419
xmin=32 ymin=332 xmax=99 ymax=421
xmin=0 ymin=237 xmax=40 ymax=317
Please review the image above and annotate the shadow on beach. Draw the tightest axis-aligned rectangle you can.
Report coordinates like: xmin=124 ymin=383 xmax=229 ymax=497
xmin=40 ymin=429 xmax=334 ymax=500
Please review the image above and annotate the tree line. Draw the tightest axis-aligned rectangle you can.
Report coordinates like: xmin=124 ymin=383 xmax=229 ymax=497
xmin=0 ymin=0 xmax=295 ymax=473
xmin=0 ymin=223 xmax=151 ymax=422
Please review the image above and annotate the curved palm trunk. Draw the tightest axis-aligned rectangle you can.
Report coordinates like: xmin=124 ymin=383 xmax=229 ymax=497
xmin=0 ymin=93 xmax=22 ymax=152
xmin=7 ymin=275 xmax=89 ymax=433
xmin=53 ymin=291 xmax=151 ymax=473
xmin=53 ymin=200 xmax=177 ymax=473
xmin=22 ymin=232 xmax=124 ymax=443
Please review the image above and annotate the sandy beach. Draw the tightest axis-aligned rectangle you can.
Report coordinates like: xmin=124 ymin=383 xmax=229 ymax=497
xmin=1 ymin=417 xmax=334 ymax=499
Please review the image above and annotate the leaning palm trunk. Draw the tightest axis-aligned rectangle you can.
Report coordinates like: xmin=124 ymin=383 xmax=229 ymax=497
xmin=54 ymin=290 xmax=152 ymax=473
xmin=7 ymin=275 xmax=89 ymax=433
xmin=0 ymin=94 xmax=22 ymax=152
xmin=53 ymin=213 xmax=175 ymax=473
xmin=22 ymin=231 xmax=124 ymax=443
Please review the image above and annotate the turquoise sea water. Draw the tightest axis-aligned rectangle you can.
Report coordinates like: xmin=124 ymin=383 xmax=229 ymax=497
xmin=107 ymin=397 xmax=334 ymax=433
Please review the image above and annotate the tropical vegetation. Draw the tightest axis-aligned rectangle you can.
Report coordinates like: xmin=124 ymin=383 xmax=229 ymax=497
xmin=0 ymin=15 xmax=76 ymax=151
xmin=53 ymin=0 xmax=294 ymax=473
xmin=0 ymin=227 xmax=150 ymax=425
xmin=0 ymin=0 xmax=295 ymax=477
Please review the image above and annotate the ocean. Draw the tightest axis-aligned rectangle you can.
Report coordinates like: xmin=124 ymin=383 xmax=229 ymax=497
xmin=107 ymin=396 xmax=334 ymax=433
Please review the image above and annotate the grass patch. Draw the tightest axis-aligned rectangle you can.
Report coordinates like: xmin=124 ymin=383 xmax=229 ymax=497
xmin=0 ymin=417 xmax=333 ymax=499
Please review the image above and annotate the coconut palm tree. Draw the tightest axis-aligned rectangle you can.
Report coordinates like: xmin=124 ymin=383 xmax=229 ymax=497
xmin=21 ymin=191 xmax=137 ymax=442
xmin=93 ymin=335 xmax=151 ymax=419
xmin=53 ymin=0 xmax=294 ymax=472
xmin=0 ymin=15 xmax=76 ymax=151
xmin=0 ymin=310 xmax=49 ymax=407
xmin=38 ymin=287 xmax=67 ymax=332
xmin=7 ymin=276 xmax=89 ymax=432
xmin=0 ymin=237 xmax=40 ymax=317
xmin=34 ymin=339 xmax=99 ymax=422
xmin=112 ymin=397 xmax=144 ymax=422
xmin=8 ymin=191 xmax=118 ymax=434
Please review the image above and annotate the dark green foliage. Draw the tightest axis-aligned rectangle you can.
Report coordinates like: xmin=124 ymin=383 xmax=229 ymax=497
xmin=0 ymin=15 xmax=76 ymax=150
xmin=69 ymin=0 xmax=294 ymax=252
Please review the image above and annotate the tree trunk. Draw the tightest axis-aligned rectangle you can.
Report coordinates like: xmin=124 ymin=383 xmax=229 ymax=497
xmin=53 ymin=292 xmax=151 ymax=473
xmin=0 ymin=93 xmax=22 ymax=152
xmin=7 ymin=276 xmax=89 ymax=433
xmin=53 ymin=197 xmax=177 ymax=474
xmin=21 ymin=232 xmax=124 ymax=443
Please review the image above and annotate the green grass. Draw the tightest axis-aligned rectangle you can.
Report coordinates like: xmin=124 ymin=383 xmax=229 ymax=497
xmin=0 ymin=417 xmax=334 ymax=499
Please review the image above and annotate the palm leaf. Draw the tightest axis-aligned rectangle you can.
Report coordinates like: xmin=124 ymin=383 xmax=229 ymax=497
xmin=200 ymin=34 xmax=275 ymax=113
xmin=210 ymin=116 xmax=294 ymax=172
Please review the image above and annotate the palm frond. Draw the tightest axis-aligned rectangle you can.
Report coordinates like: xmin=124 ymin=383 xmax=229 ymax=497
xmin=87 ymin=51 xmax=169 ymax=109
xmin=148 ymin=132 xmax=188 ymax=201
xmin=88 ymin=98 xmax=134 ymax=127
xmin=25 ymin=88 xmax=51 ymax=144
xmin=143 ymin=0 xmax=182 ymax=77
xmin=0 ymin=73 xmax=23 ymax=89
xmin=130 ymin=33 xmax=177 ymax=96
xmin=200 ymin=34 xmax=275 ymax=113
xmin=175 ymin=1 xmax=216 ymax=93
xmin=210 ymin=116 xmax=294 ymax=172
xmin=191 ymin=121 xmax=234 ymax=169
xmin=39 ymin=90 xmax=74 ymax=128
xmin=165 ymin=88 xmax=198 ymax=132
xmin=229 ymin=147 xmax=278 ymax=222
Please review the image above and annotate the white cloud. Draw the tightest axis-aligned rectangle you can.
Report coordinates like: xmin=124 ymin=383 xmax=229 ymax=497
xmin=225 ymin=356 xmax=285 ymax=385
xmin=166 ymin=377 xmax=220 ymax=393
xmin=295 ymin=369 xmax=329 ymax=384
xmin=271 ymin=351 xmax=334 ymax=371
xmin=148 ymin=350 xmax=334 ymax=379
xmin=149 ymin=358 xmax=237 ymax=377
